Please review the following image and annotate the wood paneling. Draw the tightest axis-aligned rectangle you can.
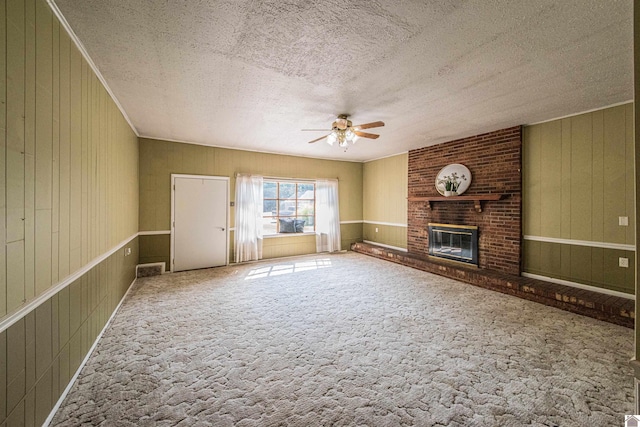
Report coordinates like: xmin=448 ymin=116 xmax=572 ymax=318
xmin=24 ymin=0 xmax=36 ymax=304
xmin=625 ymin=104 xmax=635 ymax=245
xmin=1 ymin=0 xmax=140 ymax=424
xmin=523 ymin=125 xmax=541 ymax=236
xmin=0 ymin=331 xmax=5 ymax=424
xmin=138 ymin=234 xmax=171 ymax=266
xmin=340 ymin=223 xmax=363 ymax=251
xmin=3 ymin=0 xmax=138 ymax=314
xmin=603 ymin=106 xmax=627 ymax=243
xmin=4 ymin=237 xmax=138 ymax=425
xmin=362 ymin=154 xmax=407 ymax=249
xmin=570 ymin=113 xmax=593 ymax=241
xmin=523 ymin=240 xmax=634 ymax=294
xmin=591 ymin=110 xmax=605 ymax=243
xmin=138 ymin=138 xmax=363 ymax=262
xmin=362 ymin=223 xmax=407 ymax=249
xmin=523 ymin=104 xmax=635 ymax=293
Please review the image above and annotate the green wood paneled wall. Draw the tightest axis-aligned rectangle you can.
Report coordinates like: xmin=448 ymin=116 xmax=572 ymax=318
xmin=1 ymin=0 xmax=140 ymax=424
xmin=2 ymin=0 xmax=139 ymax=318
xmin=2 ymin=237 xmax=138 ymax=426
xmin=362 ymin=223 xmax=407 ymax=249
xmin=138 ymin=138 xmax=364 ymax=263
xmin=362 ymin=154 xmax=408 ymax=249
xmin=523 ymin=103 xmax=635 ymax=293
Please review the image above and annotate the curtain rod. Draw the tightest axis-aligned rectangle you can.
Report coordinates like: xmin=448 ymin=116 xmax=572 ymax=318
xmin=234 ymin=173 xmax=338 ymax=181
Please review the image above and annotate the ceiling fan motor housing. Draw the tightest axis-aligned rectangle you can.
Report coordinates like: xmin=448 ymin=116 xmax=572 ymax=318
xmin=333 ymin=115 xmax=352 ymax=130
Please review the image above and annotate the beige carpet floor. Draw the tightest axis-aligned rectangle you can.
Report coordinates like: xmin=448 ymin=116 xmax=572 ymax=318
xmin=51 ymin=252 xmax=634 ymax=426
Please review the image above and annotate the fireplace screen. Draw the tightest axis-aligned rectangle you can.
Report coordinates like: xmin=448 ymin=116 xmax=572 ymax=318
xmin=428 ymin=223 xmax=478 ymax=266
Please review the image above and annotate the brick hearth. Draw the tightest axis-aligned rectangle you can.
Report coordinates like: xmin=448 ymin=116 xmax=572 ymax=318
xmin=352 ymin=242 xmax=634 ymax=328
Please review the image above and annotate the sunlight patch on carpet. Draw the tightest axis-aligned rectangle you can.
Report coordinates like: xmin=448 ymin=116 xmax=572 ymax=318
xmin=245 ymin=258 xmax=332 ymax=280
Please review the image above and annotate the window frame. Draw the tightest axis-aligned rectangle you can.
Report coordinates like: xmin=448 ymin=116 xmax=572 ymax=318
xmin=262 ymin=179 xmax=316 ymax=235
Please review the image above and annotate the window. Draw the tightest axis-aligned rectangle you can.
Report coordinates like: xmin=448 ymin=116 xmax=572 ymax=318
xmin=263 ymin=180 xmax=315 ymax=234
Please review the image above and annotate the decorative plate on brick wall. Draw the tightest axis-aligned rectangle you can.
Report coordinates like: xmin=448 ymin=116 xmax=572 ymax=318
xmin=435 ymin=163 xmax=472 ymax=196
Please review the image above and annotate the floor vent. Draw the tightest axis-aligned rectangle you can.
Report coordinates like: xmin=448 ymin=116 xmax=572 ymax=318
xmin=136 ymin=262 xmax=166 ymax=278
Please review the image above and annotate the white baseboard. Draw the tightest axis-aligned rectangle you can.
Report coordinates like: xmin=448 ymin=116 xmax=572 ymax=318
xmin=362 ymin=240 xmax=408 ymax=252
xmin=521 ymin=272 xmax=634 ymax=300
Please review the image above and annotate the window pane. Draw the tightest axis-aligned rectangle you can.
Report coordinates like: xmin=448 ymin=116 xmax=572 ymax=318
xmin=298 ymin=200 xmax=314 ymax=216
xmin=279 ymin=182 xmax=295 ymax=199
xmin=262 ymin=180 xmax=316 ymax=236
xmin=279 ymin=201 xmax=296 ymax=216
xmin=298 ymin=216 xmax=314 ymax=231
xmin=263 ymin=199 xmax=276 ymax=214
xmin=297 ymin=183 xmax=315 ymax=199
xmin=263 ymin=217 xmax=277 ymax=235
xmin=264 ymin=182 xmax=277 ymax=198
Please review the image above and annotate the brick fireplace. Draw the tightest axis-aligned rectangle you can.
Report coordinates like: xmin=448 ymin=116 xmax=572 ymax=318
xmin=354 ymin=125 xmax=632 ymax=327
xmin=408 ymin=126 xmax=522 ymax=275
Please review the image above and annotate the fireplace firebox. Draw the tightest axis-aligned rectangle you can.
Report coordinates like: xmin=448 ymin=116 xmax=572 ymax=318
xmin=428 ymin=223 xmax=479 ymax=266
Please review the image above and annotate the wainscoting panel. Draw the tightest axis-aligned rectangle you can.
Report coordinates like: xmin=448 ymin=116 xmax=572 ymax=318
xmin=362 ymin=223 xmax=407 ymax=250
xmin=3 ymin=237 xmax=138 ymax=426
xmin=138 ymin=234 xmax=171 ymax=267
xmin=524 ymin=239 xmax=634 ymax=294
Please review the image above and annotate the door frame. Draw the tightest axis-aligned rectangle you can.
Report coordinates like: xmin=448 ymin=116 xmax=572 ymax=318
xmin=170 ymin=174 xmax=230 ymax=272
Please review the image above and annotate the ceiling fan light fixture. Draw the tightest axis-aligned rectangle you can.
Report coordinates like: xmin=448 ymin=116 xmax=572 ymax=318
xmin=304 ymin=115 xmax=384 ymax=149
xmin=345 ymin=128 xmax=355 ymax=140
xmin=338 ymin=134 xmax=349 ymax=149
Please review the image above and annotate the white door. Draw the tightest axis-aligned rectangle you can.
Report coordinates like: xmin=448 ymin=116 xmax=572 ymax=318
xmin=172 ymin=175 xmax=228 ymax=272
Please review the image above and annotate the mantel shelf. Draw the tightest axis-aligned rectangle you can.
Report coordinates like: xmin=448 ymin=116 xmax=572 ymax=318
xmin=407 ymin=194 xmax=506 ymax=213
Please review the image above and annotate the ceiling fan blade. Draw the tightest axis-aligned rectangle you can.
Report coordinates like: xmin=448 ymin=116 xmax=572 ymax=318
xmin=308 ymin=134 xmax=330 ymax=144
xmin=354 ymin=130 xmax=380 ymax=139
xmin=301 ymin=129 xmax=332 ymax=132
xmin=353 ymin=121 xmax=384 ymax=130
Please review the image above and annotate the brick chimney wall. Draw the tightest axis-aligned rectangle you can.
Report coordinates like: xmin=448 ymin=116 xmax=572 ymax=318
xmin=407 ymin=126 xmax=522 ymax=275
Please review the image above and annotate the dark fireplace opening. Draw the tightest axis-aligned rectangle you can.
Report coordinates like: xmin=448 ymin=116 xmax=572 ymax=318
xmin=428 ymin=223 xmax=479 ymax=266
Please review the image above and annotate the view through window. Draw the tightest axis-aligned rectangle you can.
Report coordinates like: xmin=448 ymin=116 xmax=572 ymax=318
xmin=263 ymin=181 xmax=315 ymax=234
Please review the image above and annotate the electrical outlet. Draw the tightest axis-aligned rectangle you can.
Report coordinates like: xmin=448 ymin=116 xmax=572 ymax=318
xmin=619 ymin=216 xmax=629 ymax=226
xmin=375 ymin=227 xmax=379 ymax=233
xmin=619 ymin=257 xmax=629 ymax=268
xmin=124 ymin=247 xmax=131 ymax=257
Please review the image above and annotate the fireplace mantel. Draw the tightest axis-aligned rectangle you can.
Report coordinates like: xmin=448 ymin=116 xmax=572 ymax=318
xmin=408 ymin=194 xmax=505 ymax=213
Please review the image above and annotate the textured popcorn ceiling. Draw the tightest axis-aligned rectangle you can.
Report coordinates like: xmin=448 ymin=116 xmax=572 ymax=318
xmin=53 ymin=0 xmax=633 ymax=161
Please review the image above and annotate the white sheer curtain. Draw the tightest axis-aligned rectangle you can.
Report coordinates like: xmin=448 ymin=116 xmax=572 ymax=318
xmin=315 ymin=179 xmax=341 ymax=253
xmin=234 ymin=174 xmax=264 ymax=263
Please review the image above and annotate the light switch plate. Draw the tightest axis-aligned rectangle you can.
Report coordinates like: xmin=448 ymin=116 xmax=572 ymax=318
xmin=619 ymin=216 xmax=629 ymax=226
xmin=619 ymin=257 xmax=629 ymax=268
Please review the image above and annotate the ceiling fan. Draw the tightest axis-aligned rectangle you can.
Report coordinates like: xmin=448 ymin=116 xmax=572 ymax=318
xmin=303 ymin=115 xmax=385 ymax=149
